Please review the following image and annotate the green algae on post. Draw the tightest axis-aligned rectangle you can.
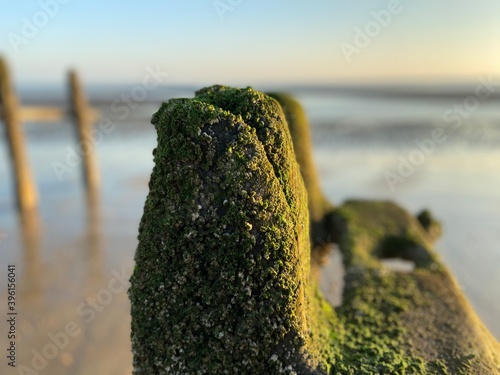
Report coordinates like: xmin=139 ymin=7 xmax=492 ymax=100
xmin=266 ymin=93 xmax=332 ymax=223
xmin=267 ymin=93 xmax=336 ymax=266
xmin=129 ymin=87 xmax=335 ymax=374
xmin=416 ymin=208 xmax=442 ymax=243
xmin=331 ymin=200 xmax=500 ymax=374
xmin=129 ymin=86 xmax=500 ymax=375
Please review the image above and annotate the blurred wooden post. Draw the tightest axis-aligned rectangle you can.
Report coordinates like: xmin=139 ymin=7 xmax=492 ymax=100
xmin=68 ymin=70 xmax=100 ymax=193
xmin=0 ymin=57 xmax=38 ymax=212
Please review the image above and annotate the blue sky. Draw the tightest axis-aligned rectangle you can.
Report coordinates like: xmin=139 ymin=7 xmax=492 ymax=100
xmin=0 ymin=1 xmax=499 ymax=85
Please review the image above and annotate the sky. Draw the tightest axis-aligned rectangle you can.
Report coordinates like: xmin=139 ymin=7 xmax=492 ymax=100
xmin=0 ymin=0 xmax=499 ymax=86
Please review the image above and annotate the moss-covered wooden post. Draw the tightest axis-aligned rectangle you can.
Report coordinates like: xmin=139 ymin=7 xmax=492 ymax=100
xmin=68 ymin=70 xmax=99 ymax=193
xmin=129 ymin=86 xmax=500 ymax=374
xmin=268 ymin=93 xmax=335 ymax=265
xmin=0 ymin=57 xmax=38 ymax=212
xmin=267 ymin=93 xmax=331 ymax=220
xmin=129 ymin=86 xmax=335 ymax=374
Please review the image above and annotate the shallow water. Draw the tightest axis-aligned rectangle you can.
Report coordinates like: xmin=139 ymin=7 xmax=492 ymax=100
xmin=0 ymin=84 xmax=499 ymax=374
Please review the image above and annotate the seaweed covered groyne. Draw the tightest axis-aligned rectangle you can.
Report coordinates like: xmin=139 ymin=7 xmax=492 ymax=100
xmin=129 ymin=86 xmax=500 ymax=374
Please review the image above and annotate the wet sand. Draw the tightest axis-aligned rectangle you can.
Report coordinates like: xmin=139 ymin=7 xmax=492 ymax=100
xmin=0 ymin=203 xmax=134 ymax=375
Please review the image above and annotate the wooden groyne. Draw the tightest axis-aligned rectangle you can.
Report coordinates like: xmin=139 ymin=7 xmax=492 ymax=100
xmin=0 ymin=57 xmax=100 ymax=213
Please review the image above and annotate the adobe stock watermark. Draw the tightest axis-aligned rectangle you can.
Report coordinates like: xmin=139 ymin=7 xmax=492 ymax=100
xmin=460 ymin=118 xmax=496 ymax=152
xmin=7 ymin=0 xmax=71 ymax=54
xmin=383 ymin=75 xmax=500 ymax=192
xmin=383 ymin=129 xmax=447 ymax=192
xmin=442 ymin=76 xmax=498 ymax=130
xmin=51 ymin=65 xmax=169 ymax=182
xmin=340 ymin=0 xmax=408 ymax=63
xmin=213 ymin=0 xmax=243 ymax=21
xmin=16 ymin=265 xmax=132 ymax=374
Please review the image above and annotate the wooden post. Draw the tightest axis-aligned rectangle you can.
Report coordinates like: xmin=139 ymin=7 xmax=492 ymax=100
xmin=0 ymin=57 xmax=38 ymax=212
xmin=68 ymin=70 xmax=100 ymax=193
xmin=20 ymin=208 xmax=43 ymax=305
